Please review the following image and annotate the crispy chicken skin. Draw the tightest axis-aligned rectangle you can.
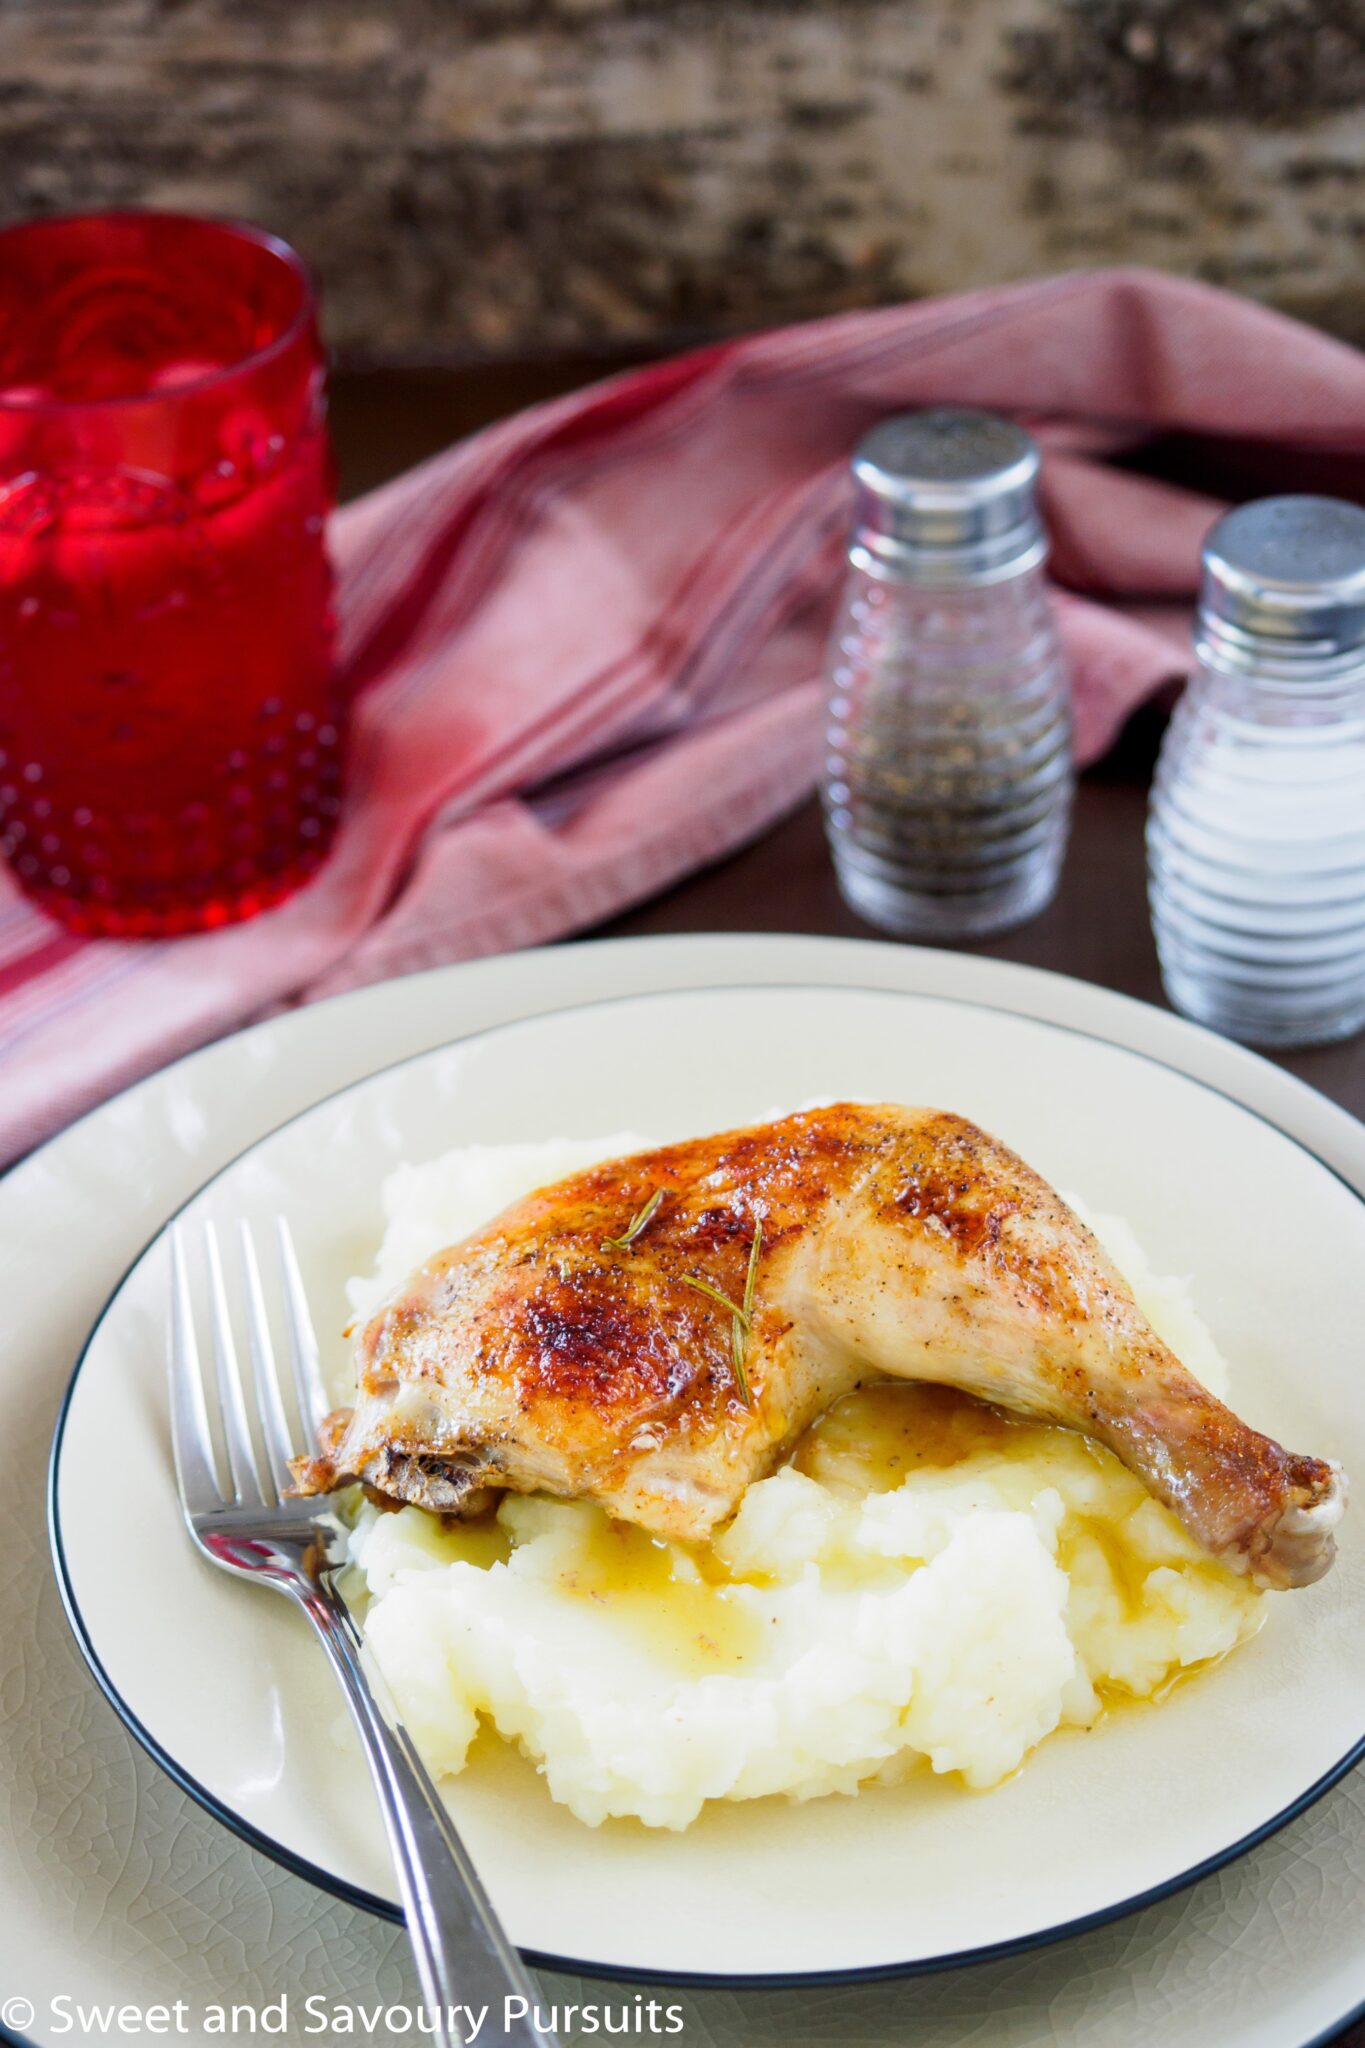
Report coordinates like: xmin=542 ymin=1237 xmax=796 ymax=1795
xmin=293 ymin=1104 xmax=1345 ymax=1589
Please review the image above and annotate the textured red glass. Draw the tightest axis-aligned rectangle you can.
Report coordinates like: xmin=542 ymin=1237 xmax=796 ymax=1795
xmin=0 ymin=213 xmax=342 ymax=936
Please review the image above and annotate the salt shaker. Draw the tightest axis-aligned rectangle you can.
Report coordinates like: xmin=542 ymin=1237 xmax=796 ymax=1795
xmin=1148 ymin=495 xmax=1365 ymax=1047
xmin=821 ymin=408 xmax=1073 ymax=938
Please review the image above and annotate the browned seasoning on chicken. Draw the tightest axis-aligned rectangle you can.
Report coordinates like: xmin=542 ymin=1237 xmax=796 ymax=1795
xmin=291 ymin=1104 xmax=1345 ymax=1591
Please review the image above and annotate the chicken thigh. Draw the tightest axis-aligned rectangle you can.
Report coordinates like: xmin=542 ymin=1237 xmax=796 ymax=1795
xmin=294 ymin=1104 xmax=1345 ymax=1589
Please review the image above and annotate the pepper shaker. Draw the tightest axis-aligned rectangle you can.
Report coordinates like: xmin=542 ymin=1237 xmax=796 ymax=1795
xmin=821 ymin=409 xmax=1074 ymax=938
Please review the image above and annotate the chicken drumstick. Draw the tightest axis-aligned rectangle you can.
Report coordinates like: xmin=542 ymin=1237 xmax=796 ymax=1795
xmin=294 ymin=1105 xmax=1345 ymax=1590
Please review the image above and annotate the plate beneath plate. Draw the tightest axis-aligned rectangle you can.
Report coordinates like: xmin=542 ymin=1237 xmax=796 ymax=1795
xmin=50 ymin=980 xmax=1365 ymax=1984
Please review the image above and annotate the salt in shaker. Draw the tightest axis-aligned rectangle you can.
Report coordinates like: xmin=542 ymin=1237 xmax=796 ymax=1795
xmin=1148 ymin=495 xmax=1365 ymax=1047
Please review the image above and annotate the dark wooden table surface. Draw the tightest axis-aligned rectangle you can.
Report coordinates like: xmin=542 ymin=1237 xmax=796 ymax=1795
xmin=332 ymin=361 xmax=1365 ymax=1124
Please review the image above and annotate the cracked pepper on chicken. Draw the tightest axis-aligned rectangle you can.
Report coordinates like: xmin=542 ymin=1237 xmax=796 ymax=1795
xmin=293 ymin=1104 xmax=1345 ymax=1591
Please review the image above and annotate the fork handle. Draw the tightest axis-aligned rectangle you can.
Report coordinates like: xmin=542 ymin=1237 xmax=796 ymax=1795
xmin=295 ymin=1583 xmax=560 ymax=2048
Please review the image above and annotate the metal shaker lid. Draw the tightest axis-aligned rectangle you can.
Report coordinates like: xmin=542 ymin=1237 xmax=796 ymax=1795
xmin=1198 ymin=495 xmax=1365 ymax=671
xmin=850 ymin=408 xmax=1045 ymax=582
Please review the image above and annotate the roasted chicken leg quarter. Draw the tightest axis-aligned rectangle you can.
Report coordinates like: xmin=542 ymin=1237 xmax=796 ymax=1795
xmin=293 ymin=1105 xmax=1346 ymax=1590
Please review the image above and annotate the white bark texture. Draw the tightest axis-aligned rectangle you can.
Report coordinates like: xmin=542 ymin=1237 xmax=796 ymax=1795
xmin=3 ymin=0 xmax=1363 ymax=357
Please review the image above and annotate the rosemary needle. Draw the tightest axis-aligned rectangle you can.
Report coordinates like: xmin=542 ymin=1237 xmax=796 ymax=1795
xmin=733 ymin=1218 xmax=762 ymax=1404
xmin=678 ymin=1274 xmax=750 ymax=1326
xmin=679 ymin=1216 xmax=763 ymax=1407
xmin=602 ymin=1187 xmax=764 ymax=1407
xmin=743 ymin=1218 xmax=762 ymax=1320
xmin=601 ymin=1186 xmax=664 ymax=1254
xmin=730 ymin=1313 xmax=751 ymax=1406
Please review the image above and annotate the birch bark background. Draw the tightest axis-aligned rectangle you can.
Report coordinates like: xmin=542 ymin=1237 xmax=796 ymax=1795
xmin=3 ymin=0 xmax=1363 ymax=359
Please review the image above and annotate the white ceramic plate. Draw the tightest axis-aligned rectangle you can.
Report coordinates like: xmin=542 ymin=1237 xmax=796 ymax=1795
xmin=49 ymin=978 xmax=1365 ymax=1987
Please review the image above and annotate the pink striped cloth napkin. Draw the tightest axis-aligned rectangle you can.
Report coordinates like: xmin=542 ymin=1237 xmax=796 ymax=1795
xmin=4 ymin=266 xmax=1365 ymax=1165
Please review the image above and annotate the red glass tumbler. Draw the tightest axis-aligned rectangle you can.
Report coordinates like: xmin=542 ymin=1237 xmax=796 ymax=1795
xmin=0 ymin=213 xmax=343 ymax=935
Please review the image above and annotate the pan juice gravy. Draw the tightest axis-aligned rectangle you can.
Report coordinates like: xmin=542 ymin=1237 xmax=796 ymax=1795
xmin=344 ymin=1138 xmax=1266 ymax=1828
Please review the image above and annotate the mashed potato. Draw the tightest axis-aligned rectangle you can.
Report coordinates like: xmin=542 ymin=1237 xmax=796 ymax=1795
xmin=343 ymin=1131 xmax=1264 ymax=1831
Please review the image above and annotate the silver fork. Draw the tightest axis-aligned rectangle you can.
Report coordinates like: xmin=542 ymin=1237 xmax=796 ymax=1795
xmin=168 ymin=1217 xmax=559 ymax=2048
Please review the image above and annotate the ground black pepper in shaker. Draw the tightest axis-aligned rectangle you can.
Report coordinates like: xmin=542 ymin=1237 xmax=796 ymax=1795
xmin=822 ymin=408 xmax=1074 ymax=937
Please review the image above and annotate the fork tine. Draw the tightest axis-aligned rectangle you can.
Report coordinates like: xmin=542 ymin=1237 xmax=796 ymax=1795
xmin=168 ymin=1227 xmax=224 ymax=1508
xmin=239 ymin=1221 xmax=296 ymax=1496
xmin=204 ymin=1221 xmax=267 ymax=1507
xmin=275 ymin=1216 xmax=331 ymax=1442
